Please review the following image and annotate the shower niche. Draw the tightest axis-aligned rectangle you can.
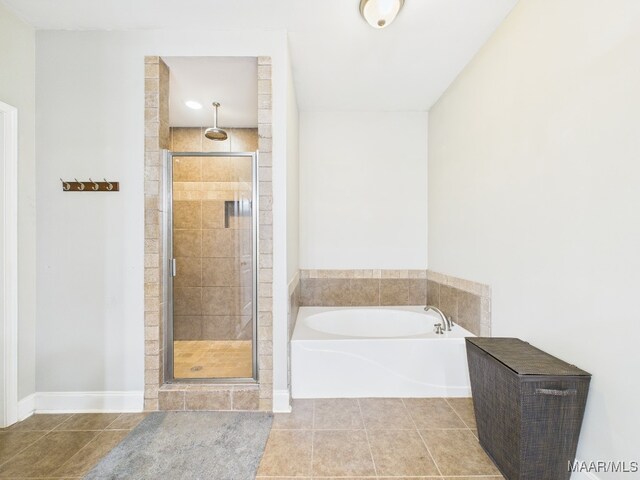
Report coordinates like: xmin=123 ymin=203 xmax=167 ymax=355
xmin=161 ymin=56 xmax=260 ymax=383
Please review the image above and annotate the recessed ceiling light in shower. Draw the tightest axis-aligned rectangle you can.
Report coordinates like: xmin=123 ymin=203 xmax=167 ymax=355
xmin=204 ymin=102 xmax=228 ymax=141
xmin=359 ymin=0 xmax=404 ymax=29
xmin=184 ymin=100 xmax=203 ymax=110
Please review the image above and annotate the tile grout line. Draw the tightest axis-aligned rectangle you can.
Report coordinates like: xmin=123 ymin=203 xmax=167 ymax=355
xmin=103 ymin=412 xmax=126 ymax=430
xmin=0 ymin=428 xmax=48 ymax=469
xmin=444 ymin=398 xmax=474 ymax=430
xmin=52 ymin=413 xmax=142 ymax=477
xmin=0 ymin=414 xmax=106 ymax=476
xmin=52 ymin=428 xmax=107 ymax=476
xmin=55 ymin=413 xmax=77 ymax=430
xmin=402 ymin=398 xmax=444 ymax=478
xmin=356 ymin=398 xmax=379 ymax=478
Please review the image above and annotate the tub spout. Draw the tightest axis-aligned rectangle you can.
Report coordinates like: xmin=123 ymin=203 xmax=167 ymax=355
xmin=424 ymin=305 xmax=453 ymax=331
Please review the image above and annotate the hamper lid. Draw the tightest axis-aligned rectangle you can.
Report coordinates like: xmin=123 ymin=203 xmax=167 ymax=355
xmin=466 ymin=337 xmax=591 ymax=376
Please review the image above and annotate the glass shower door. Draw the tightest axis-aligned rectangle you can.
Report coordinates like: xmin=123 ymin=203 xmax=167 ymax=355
xmin=167 ymin=151 xmax=257 ymax=381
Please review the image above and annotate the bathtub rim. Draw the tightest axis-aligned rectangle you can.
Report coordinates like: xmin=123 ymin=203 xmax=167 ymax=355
xmin=292 ymin=305 xmax=475 ymax=342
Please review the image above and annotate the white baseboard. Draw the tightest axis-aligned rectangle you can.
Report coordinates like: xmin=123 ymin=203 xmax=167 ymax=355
xmin=272 ymin=389 xmax=292 ymax=413
xmin=17 ymin=393 xmax=36 ymax=421
xmin=17 ymin=391 xmax=143 ymax=418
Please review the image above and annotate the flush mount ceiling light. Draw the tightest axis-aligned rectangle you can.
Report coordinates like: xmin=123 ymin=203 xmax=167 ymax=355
xmin=359 ymin=0 xmax=404 ymax=29
xmin=184 ymin=100 xmax=203 ymax=110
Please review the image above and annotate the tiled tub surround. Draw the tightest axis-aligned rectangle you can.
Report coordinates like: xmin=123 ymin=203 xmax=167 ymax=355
xmin=300 ymin=270 xmax=428 ymax=306
xmin=287 ymin=274 xmax=301 ymax=402
xmin=144 ymin=55 xmax=274 ymax=411
xmin=299 ymin=269 xmax=491 ymax=337
xmin=288 ymin=275 xmax=301 ymax=340
xmin=427 ymin=270 xmax=491 ymax=336
xmin=170 ymin=127 xmax=257 ymax=343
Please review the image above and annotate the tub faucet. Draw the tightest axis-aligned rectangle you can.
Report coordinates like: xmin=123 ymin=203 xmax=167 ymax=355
xmin=424 ymin=305 xmax=453 ymax=331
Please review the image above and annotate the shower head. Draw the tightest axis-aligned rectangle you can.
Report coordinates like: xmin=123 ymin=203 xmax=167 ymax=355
xmin=204 ymin=127 xmax=228 ymax=141
xmin=204 ymin=102 xmax=228 ymax=141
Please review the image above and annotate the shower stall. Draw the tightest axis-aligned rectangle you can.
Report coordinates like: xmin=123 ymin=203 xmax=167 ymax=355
xmin=163 ymin=149 xmax=258 ymax=382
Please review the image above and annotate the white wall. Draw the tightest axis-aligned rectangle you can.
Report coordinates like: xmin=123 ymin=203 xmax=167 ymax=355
xmin=286 ymin=54 xmax=300 ymax=283
xmin=428 ymin=0 xmax=640 ymax=475
xmin=300 ymin=111 xmax=428 ymax=270
xmin=0 ymin=4 xmax=36 ymax=402
xmin=273 ymin=50 xmax=300 ymax=412
xmin=35 ymin=29 xmax=293 ymax=403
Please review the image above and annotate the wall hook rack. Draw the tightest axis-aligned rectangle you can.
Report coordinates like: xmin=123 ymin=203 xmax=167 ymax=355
xmin=60 ymin=178 xmax=119 ymax=192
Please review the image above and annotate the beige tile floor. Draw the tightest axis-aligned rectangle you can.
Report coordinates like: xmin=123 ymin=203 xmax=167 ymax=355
xmin=174 ymin=339 xmax=253 ymax=378
xmin=257 ymin=397 xmax=504 ymax=479
xmin=0 ymin=412 xmax=146 ymax=478
xmin=0 ymin=398 xmax=503 ymax=479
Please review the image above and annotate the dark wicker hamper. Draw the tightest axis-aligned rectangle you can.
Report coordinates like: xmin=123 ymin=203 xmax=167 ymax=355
xmin=466 ymin=338 xmax=591 ymax=480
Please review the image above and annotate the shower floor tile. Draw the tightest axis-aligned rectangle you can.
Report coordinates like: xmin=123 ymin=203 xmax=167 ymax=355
xmin=173 ymin=340 xmax=252 ymax=378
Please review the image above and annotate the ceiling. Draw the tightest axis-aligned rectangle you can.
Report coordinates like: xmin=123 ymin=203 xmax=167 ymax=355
xmin=1 ymin=0 xmax=518 ymax=111
xmin=162 ymin=56 xmax=258 ymax=128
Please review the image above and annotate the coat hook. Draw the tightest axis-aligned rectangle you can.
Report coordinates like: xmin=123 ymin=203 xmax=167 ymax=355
xmin=60 ymin=178 xmax=71 ymax=191
xmin=89 ymin=178 xmax=99 ymax=191
xmin=104 ymin=178 xmax=113 ymax=191
xmin=75 ymin=178 xmax=85 ymax=191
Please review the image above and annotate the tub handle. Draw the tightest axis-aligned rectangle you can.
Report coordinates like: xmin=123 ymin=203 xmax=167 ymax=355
xmin=535 ymin=388 xmax=577 ymax=397
xmin=434 ymin=323 xmax=444 ymax=335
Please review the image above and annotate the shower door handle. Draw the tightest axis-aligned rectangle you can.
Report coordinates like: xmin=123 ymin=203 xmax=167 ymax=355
xmin=172 ymin=258 xmax=177 ymax=277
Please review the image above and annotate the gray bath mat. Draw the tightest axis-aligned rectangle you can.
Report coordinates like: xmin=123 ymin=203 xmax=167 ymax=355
xmin=84 ymin=411 xmax=273 ymax=480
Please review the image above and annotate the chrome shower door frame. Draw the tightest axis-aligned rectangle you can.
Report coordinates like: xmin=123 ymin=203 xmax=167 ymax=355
xmin=162 ymin=150 xmax=259 ymax=384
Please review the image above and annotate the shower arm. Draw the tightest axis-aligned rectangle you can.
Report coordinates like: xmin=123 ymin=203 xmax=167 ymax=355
xmin=212 ymin=102 xmax=220 ymax=128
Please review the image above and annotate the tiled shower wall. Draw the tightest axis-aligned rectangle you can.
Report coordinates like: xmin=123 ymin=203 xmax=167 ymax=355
xmin=170 ymin=127 xmax=257 ymax=342
xmin=298 ymin=269 xmax=491 ymax=336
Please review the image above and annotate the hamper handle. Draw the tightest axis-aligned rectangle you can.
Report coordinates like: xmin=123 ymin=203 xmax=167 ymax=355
xmin=535 ymin=388 xmax=577 ymax=397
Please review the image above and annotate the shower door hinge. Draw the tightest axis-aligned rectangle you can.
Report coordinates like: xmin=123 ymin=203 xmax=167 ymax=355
xmin=172 ymin=258 xmax=177 ymax=277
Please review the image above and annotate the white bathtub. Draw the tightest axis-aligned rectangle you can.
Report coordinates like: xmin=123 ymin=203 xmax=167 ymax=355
xmin=291 ymin=306 xmax=474 ymax=398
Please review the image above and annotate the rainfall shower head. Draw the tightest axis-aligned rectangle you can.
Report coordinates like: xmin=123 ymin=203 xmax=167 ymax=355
xmin=204 ymin=102 xmax=228 ymax=141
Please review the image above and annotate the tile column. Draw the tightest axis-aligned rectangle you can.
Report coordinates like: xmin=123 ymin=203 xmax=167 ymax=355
xmin=257 ymin=56 xmax=273 ymax=411
xmin=143 ymin=56 xmax=170 ymax=410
